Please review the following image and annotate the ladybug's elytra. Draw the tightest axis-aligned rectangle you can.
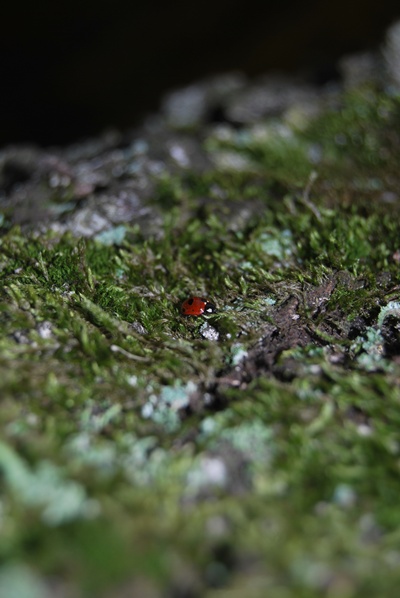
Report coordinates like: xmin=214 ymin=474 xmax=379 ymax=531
xmin=181 ymin=296 xmax=216 ymax=316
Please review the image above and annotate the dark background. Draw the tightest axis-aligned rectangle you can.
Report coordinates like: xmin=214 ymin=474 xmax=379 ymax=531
xmin=2 ymin=0 xmax=400 ymax=147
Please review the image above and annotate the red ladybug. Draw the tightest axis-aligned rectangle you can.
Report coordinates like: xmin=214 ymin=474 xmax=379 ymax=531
xmin=181 ymin=296 xmax=216 ymax=317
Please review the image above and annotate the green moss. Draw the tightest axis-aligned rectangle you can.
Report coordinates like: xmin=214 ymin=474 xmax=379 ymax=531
xmin=1 ymin=81 xmax=400 ymax=596
xmin=304 ymin=85 xmax=400 ymax=173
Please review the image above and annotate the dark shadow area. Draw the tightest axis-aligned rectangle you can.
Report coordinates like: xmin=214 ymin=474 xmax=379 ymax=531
xmin=2 ymin=0 xmax=400 ymax=146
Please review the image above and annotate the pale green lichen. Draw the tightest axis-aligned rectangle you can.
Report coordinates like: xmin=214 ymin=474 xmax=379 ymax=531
xmin=141 ymin=381 xmax=197 ymax=431
xmin=0 ymin=565 xmax=51 ymax=598
xmin=94 ymin=224 xmax=127 ymax=245
xmin=0 ymin=442 xmax=99 ymax=525
xmin=378 ymin=300 xmax=400 ymax=326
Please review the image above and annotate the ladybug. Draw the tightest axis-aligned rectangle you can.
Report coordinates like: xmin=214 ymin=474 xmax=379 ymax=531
xmin=181 ymin=296 xmax=216 ymax=317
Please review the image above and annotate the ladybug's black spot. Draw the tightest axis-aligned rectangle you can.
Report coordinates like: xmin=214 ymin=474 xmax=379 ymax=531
xmin=187 ymin=298 xmax=194 ymax=305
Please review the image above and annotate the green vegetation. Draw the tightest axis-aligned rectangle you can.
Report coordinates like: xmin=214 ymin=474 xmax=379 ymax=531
xmin=1 ymin=83 xmax=400 ymax=597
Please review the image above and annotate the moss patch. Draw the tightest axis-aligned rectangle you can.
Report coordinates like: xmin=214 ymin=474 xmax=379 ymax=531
xmin=1 ymin=80 xmax=400 ymax=597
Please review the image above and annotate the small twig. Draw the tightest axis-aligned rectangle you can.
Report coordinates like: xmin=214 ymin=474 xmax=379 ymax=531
xmin=110 ymin=344 xmax=151 ymax=362
xmin=299 ymin=170 xmax=321 ymax=221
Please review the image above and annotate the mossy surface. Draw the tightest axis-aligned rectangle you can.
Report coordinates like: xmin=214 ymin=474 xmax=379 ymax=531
xmin=1 ymin=82 xmax=400 ymax=597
